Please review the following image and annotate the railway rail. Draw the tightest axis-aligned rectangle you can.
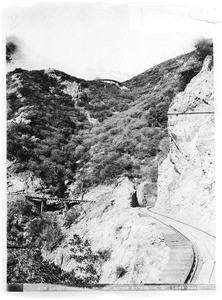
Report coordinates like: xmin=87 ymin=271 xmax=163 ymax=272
xmin=139 ymin=209 xmax=215 ymax=285
xmin=139 ymin=210 xmax=198 ymax=284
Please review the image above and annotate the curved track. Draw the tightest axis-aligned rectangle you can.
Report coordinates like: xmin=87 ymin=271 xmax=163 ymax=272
xmin=139 ymin=209 xmax=215 ymax=285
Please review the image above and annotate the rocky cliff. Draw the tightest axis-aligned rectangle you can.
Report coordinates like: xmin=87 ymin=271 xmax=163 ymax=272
xmin=44 ymin=178 xmax=170 ymax=284
xmin=155 ymin=56 xmax=215 ymax=235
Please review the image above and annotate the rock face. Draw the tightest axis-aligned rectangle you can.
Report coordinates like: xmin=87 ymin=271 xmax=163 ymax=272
xmin=45 ymin=177 xmax=170 ymax=284
xmin=7 ymin=161 xmax=43 ymax=196
xmin=155 ymin=56 xmax=215 ymax=235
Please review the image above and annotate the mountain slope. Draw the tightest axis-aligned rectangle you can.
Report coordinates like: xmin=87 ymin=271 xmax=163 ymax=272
xmin=7 ymin=40 xmax=213 ymax=285
xmin=7 ymin=45 xmax=208 ymax=200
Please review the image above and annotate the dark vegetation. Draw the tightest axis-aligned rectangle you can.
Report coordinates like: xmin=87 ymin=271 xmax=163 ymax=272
xmin=195 ymin=38 xmax=213 ymax=62
xmin=7 ymin=198 xmax=103 ymax=284
xmin=85 ymin=80 xmax=134 ymax=121
xmin=7 ymin=69 xmax=91 ymax=197
xmin=63 ymin=207 xmax=82 ymax=228
xmin=6 ymin=41 xmax=17 ymax=63
xmin=178 ymin=39 xmax=213 ymax=90
xmin=7 ymin=41 xmax=213 ymax=196
xmin=116 ymin=266 xmax=127 ymax=279
xmin=7 ymin=38 xmax=213 ymax=284
xmin=7 ymin=40 xmax=213 ymax=196
xmin=82 ymin=44 xmax=212 ymax=186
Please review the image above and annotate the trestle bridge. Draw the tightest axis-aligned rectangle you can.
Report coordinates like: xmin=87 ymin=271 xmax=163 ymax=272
xmin=25 ymin=195 xmax=95 ymax=213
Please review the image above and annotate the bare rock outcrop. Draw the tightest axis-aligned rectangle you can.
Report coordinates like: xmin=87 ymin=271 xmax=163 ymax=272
xmin=155 ymin=56 xmax=215 ymax=234
xmin=7 ymin=160 xmax=43 ymax=196
xmin=45 ymin=177 xmax=170 ymax=284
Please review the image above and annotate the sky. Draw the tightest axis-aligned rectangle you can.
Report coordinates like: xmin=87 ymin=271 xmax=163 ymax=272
xmin=3 ymin=1 xmax=218 ymax=81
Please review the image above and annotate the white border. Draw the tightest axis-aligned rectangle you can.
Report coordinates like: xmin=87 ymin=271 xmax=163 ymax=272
xmin=1 ymin=1 xmax=222 ymax=299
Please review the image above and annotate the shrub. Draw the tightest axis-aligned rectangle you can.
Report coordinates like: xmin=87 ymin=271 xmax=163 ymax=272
xmin=195 ymin=38 xmax=213 ymax=61
xmin=179 ymin=67 xmax=200 ymax=90
xmin=116 ymin=266 xmax=127 ymax=279
xmin=7 ymin=248 xmax=90 ymax=285
xmin=63 ymin=208 xmax=81 ymax=228
xmin=98 ymin=249 xmax=112 ymax=262
xmin=40 ymin=217 xmax=64 ymax=251
xmin=6 ymin=41 xmax=17 ymax=63
xmin=7 ymin=198 xmax=40 ymax=248
xmin=68 ymin=234 xmax=104 ymax=283
xmin=7 ymin=199 xmax=79 ymax=285
xmin=25 ymin=213 xmax=64 ymax=251
xmin=115 ymin=225 xmax=123 ymax=234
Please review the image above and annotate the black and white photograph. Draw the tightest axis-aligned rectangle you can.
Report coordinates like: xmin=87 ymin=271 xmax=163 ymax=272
xmin=2 ymin=0 xmax=219 ymax=292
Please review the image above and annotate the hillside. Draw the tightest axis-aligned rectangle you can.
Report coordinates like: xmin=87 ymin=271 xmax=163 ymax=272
xmin=7 ymin=48 xmax=204 ymax=200
xmin=7 ymin=40 xmax=213 ymax=285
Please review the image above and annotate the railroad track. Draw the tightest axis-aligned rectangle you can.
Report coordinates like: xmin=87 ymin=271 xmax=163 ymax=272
xmin=139 ymin=209 xmax=215 ymax=285
xmin=168 ymin=225 xmax=199 ymax=284
xmin=139 ymin=210 xmax=199 ymax=284
xmin=148 ymin=210 xmax=215 ymax=238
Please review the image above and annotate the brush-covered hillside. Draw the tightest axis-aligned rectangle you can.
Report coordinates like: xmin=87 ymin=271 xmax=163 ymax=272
xmin=7 ymin=43 xmax=210 ymax=199
xmin=7 ymin=39 xmax=213 ymax=285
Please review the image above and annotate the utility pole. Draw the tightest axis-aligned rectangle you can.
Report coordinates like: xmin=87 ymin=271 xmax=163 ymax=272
xmin=80 ymin=180 xmax=84 ymax=201
xmin=40 ymin=201 xmax=43 ymax=214
xmin=76 ymin=160 xmax=85 ymax=201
